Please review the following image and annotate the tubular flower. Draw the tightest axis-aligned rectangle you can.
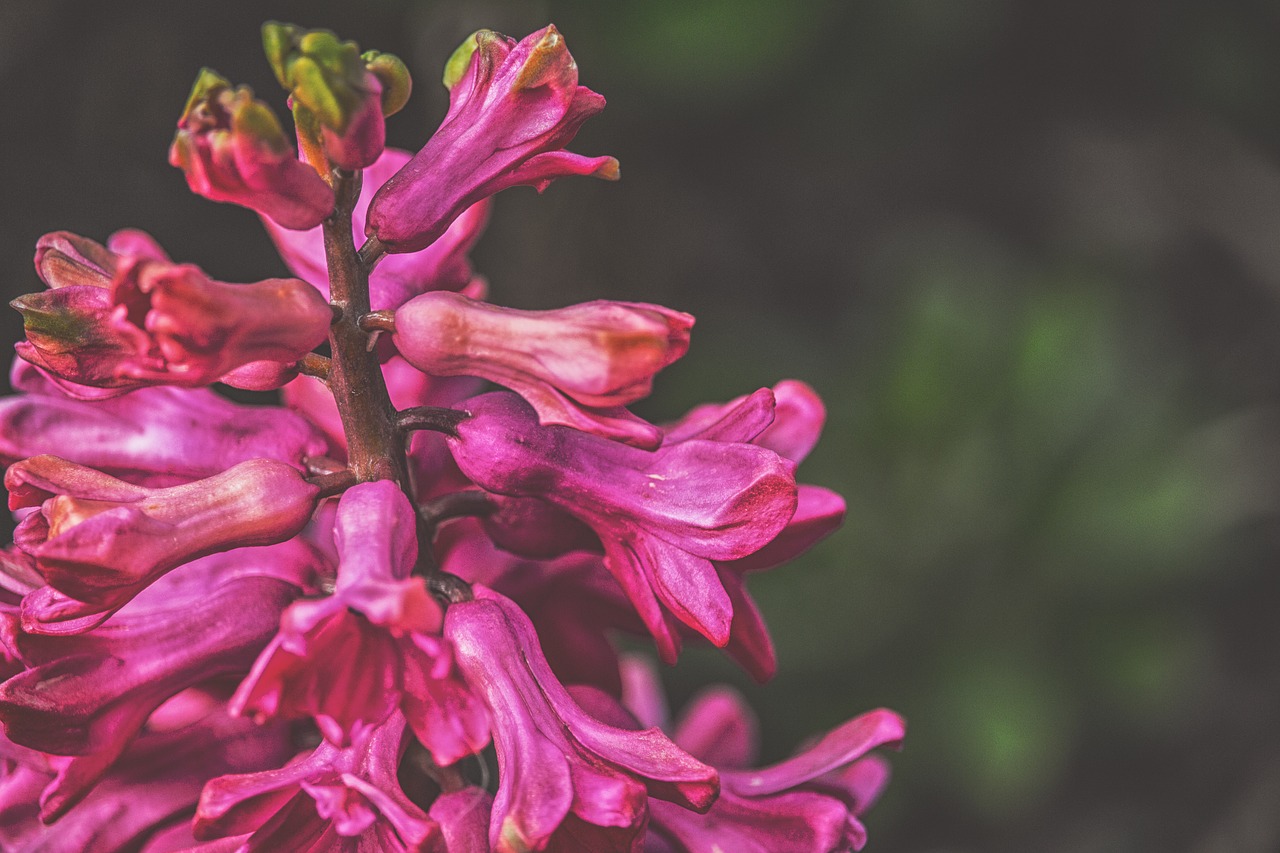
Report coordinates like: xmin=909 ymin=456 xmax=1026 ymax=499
xmin=612 ymin=659 xmax=904 ymax=853
xmin=0 ymin=709 xmax=290 ymax=853
xmin=169 ymin=68 xmax=334 ymax=230
xmin=233 ymin=481 xmax=489 ymax=764
xmin=446 ymin=392 xmax=798 ymax=663
xmin=7 ymin=456 xmax=320 ymax=618
xmin=445 ymin=588 xmax=719 ymax=852
xmin=193 ymin=712 xmax=438 ymax=851
xmin=0 ymin=358 xmax=329 ymax=484
xmin=13 ymin=247 xmax=331 ymax=393
xmin=366 ymin=26 xmax=619 ymax=254
xmin=0 ymin=576 xmax=297 ymax=821
xmin=394 ymin=292 xmax=693 ymax=446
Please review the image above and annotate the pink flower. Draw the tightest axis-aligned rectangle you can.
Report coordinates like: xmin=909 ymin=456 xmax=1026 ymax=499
xmin=169 ymin=69 xmax=334 ymax=230
xmin=664 ymin=381 xmax=846 ymax=682
xmin=444 ymin=587 xmax=719 ymax=852
xmin=33 ymin=229 xmax=168 ymax=291
xmin=193 ymin=712 xmax=438 ymax=851
xmin=265 ymin=148 xmax=491 ymax=312
xmin=615 ymin=659 xmax=904 ymax=853
xmin=429 ymin=787 xmax=492 ymax=851
xmin=12 ymin=255 xmax=330 ymax=393
xmin=394 ymin=292 xmax=693 ymax=446
xmin=0 ymin=575 xmax=297 ymax=821
xmin=232 ymin=481 xmax=489 ymax=764
xmin=446 ymin=392 xmax=798 ymax=663
xmin=7 ymin=456 xmax=320 ymax=619
xmin=0 ymin=358 xmax=329 ymax=485
xmin=0 ymin=708 xmax=289 ymax=852
xmin=366 ymin=26 xmax=619 ymax=254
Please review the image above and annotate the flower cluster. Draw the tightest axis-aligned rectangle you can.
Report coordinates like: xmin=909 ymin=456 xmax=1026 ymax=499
xmin=0 ymin=21 xmax=904 ymax=852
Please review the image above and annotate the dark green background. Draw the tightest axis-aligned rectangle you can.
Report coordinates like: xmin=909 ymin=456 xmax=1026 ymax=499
xmin=4 ymin=1 xmax=1280 ymax=850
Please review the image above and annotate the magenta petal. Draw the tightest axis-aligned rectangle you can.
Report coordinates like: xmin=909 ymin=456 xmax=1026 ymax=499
xmin=717 ymin=568 xmax=777 ymax=683
xmin=445 ymin=588 xmax=718 ymax=850
xmin=367 ymin=26 xmax=618 ymax=254
xmin=393 ymin=293 xmax=692 ymax=438
xmin=662 ymin=388 xmax=777 ymax=446
xmin=448 ymin=392 xmax=798 ymax=656
xmin=264 ymin=147 xmax=490 ymax=312
xmin=430 ymin=787 xmax=492 ymax=852
xmin=724 ymin=709 xmax=906 ymax=798
xmin=195 ymin=713 xmax=436 ymax=849
xmin=670 ymin=687 xmax=760 ymax=772
xmin=0 ymin=574 xmax=295 ymax=811
xmin=0 ymin=381 xmax=328 ymax=484
xmin=7 ymin=457 xmax=319 ymax=618
xmin=725 ymin=485 xmax=846 ymax=575
xmin=649 ymin=788 xmax=849 ymax=853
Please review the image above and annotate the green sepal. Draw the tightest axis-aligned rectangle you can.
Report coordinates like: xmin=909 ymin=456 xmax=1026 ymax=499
xmin=443 ymin=31 xmax=486 ymax=90
xmin=363 ymin=50 xmax=412 ymax=116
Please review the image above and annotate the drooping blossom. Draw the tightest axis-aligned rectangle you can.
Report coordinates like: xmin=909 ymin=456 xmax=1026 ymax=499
xmin=609 ymin=658 xmax=903 ymax=853
xmin=0 ymin=575 xmax=298 ymax=821
xmin=232 ymin=480 xmax=489 ymax=763
xmin=663 ymin=380 xmax=845 ymax=681
xmin=192 ymin=712 xmax=438 ymax=851
xmin=0 ymin=358 xmax=328 ymax=485
xmin=394 ymin=292 xmax=693 ymax=446
xmin=445 ymin=587 xmax=719 ymax=852
xmin=0 ymin=708 xmax=290 ymax=853
xmin=264 ymin=147 xmax=491 ymax=312
xmin=366 ymin=26 xmax=619 ymax=254
xmin=7 ymin=456 xmax=320 ymax=620
xmin=446 ymin=391 xmax=798 ymax=662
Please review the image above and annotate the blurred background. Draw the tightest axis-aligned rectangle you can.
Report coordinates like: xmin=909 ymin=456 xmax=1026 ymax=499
xmin=4 ymin=1 xmax=1280 ymax=850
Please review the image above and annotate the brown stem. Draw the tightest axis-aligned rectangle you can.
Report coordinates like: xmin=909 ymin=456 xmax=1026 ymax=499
xmin=297 ymin=352 xmax=332 ymax=381
xmin=397 ymin=406 xmax=469 ymax=437
xmin=321 ymin=170 xmax=409 ymax=486
xmin=418 ymin=490 xmax=494 ymax=529
xmin=307 ymin=468 xmax=358 ymax=498
xmin=428 ymin=572 xmax=474 ymax=606
xmin=304 ymin=455 xmax=348 ymax=477
xmin=358 ymin=310 xmax=396 ymax=333
xmin=358 ymin=236 xmax=386 ymax=270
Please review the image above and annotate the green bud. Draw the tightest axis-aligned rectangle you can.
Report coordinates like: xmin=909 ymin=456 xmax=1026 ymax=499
xmin=261 ymin=21 xmax=298 ymax=88
xmin=363 ymin=50 xmax=412 ymax=116
xmin=443 ymin=31 xmax=486 ymax=91
xmin=259 ymin=21 xmax=368 ymax=133
xmin=179 ymin=68 xmax=232 ymax=123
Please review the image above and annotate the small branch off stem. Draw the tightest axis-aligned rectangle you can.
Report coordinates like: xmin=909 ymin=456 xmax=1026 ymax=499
xmin=396 ymin=406 xmax=468 ymax=436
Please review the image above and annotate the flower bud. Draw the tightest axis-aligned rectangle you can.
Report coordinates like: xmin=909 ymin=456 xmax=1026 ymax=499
xmin=169 ymin=68 xmax=334 ymax=230
xmin=7 ymin=456 xmax=320 ymax=618
xmin=366 ymin=26 xmax=619 ymax=254
xmin=363 ymin=50 xmax=412 ymax=116
xmin=262 ymin=22 xmax=389 ymax=170
xmin=394 ymin=292 xmax=692 ymax=445
xmin=12 ymin=253 xmax=331 ymax=393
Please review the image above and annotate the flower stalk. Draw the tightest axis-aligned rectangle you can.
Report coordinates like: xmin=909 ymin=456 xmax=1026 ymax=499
xmin=321 ymin=169 xmax=408 ymax=486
